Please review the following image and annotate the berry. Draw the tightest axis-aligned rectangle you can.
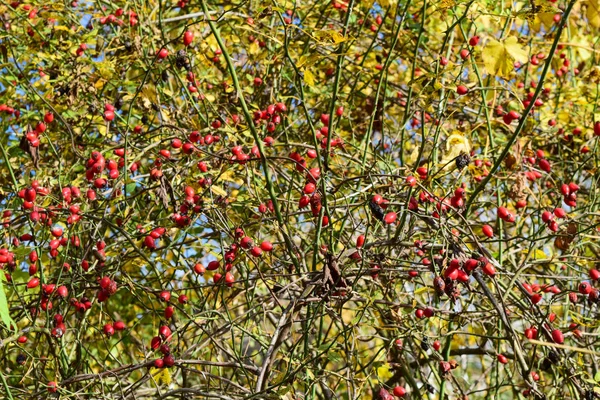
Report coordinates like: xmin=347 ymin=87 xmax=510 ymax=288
xmin=157 ymin=48 xmax=168 ymax=59
xmin=393 ymin=386 xmax=406 ymax=397
xmin=183 ymin=31 xmax=194 ymax=46
xmin=456 ymin=85 xmax=468 ymax=95
xmin=482 ymin=224 xmax=494 ymax=238
xmin=551 ymin=329 xmax=564 ymax=344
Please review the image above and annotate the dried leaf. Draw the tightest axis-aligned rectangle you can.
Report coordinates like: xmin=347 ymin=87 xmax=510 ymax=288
xmin=158 ymin=175 xmax=176 ymax=211
xmin=19 ymin=134 xmax=39 ymax=169
xmin=508 ymin=173 xmax=528 ymax=202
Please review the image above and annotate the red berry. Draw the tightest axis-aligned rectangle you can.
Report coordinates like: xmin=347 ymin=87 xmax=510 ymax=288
xmin=469 ymin=36 xmax=480 ymax=46
xmin=551 ymin=329 xmax=564 ymax=344
xmin=157 ymin=48 xmax=168 ymax=59
xmin=384 ymin=212 xmax=397 ymax=224
xmin=497 ymin=207 xmax=510 ymax=220
xmin=482 ymin=224 xmax=494 ymax=238
xmin=103 ymin=323 xmax=115 ymax=336
xmin=260 ymin=241 xmax=273 ymax=252
xmin=456 ymin=85 xmax=468 ymax=95
xmin=27 ymin=277 xmax=40 ymax=289
xmin=193 ymin=263 xmax=205 ymax=275
xmin=356 ymin=235 xmax=365 ymax=248
xmin=579 ymin=281 xmax=592 ymax=294
xmin=393 ymin=386 xmax=406 ymax=397
xmin=541 ymin=211 xmax=553 ymax=223
xmin=497 ymin=354 xmax=508 ymax=364
xmin=554 ymin=207 xmax=566 ymax=218
xmin=47 ymin=382 xmax=57 ymax=393
xmin=481 ymin=262 xmax=496 ymax=277
xmin=183 ymin=30 xmax=194 ymax=46
xmin=104 ymin=110 xmax=115 ymax=121
xmin=538 ymin=158 xmax=551 ymax=173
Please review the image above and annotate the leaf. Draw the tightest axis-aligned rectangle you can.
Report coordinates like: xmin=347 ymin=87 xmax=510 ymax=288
xmin=439 ymin=131 xmax=471 ymax=171
xmin=303 ymin=68 xmax=315 ymax=87
xmin=588 ymin=0 xmax=600 ymax=28
xmin=158 ymin=175 xmax=176 ymax=211
xmin=330 ymin=30 xmax=346 ymax=44
xmin=19 ymin=134 xmax=39 ymax=169
xmin=0 ymin=274 xmax=15 ymax=331
xmin=481 ymin=36 xmax=529 ymax=78
xmin=248 ymin=41 xmax=261 ymax=55
xmin=152 ymin=367 xmax=172 ymax=385
xmin=210 ymin=185 xmax=227 ymax=197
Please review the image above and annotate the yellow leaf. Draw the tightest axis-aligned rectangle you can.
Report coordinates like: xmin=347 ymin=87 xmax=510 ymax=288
xmin=303 ymin=68 xmax=315 ymax=87
xmin=378 ymin=0 xmax=397 ymax=7
xmin=439 ymin=131 xmax=471 ymax=170
xmin=588 ymin=0 xmax=600 ymax=28
xmin=211 ymin=185 xmax=227 ymax=197
xmin=481 ymin=36 xmax=529 ymax=78
xmin=152 ymin=367 xmax=172 ymax=385
xmin=503 ymin=36 xmax=530 ymax=63
xmin=376 ymin=364 xmax=393 ymax=380
xmin=330 ymin=30 xmax=346 ymax=44
xmin=572 ymin=35 xmax=592 ymax=61
xmin=248 ymin=41 xmax=261 ymax=55
xmin=414 ymin=286 xmax=433 ymax=296
xmin=220 ymin=169 xmax=244 ymax=185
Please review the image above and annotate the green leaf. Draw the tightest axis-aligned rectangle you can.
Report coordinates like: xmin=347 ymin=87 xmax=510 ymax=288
xmin=0 ymin=274 xmax=15 ymax=332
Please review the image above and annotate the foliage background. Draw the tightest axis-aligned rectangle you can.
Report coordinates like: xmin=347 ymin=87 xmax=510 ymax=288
xmin=0 ymin=0 xmax=600 ymax=399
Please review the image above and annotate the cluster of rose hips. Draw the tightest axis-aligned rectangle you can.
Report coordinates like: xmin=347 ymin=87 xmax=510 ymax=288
xmin=142 ymin=226 xmax=167 ymax=250
xmin=151 ymin=325 xmax=175 ymax=368
xmin=523 ymin=282 xmax=560 ymax=305
xmin=0 ymin=103 xmax=20 ymax=118
xmin=23 ymin=119 xmax=47 ymax=148
xmin=252 ymin=102 xmax=287 ymax=134
xmin=442 ymin=257 xmax=496 ymax=281
xmin=96 ymin=275 xmax=118 ymax=302
xmin=194 ymin=260 xmax=233 ymax=286
xmin=85 ymin=149 xmax=123 ymax=186
xmin=103 ymin=320 xmax=126 ymax=336
xmin=98 ymin=8 xmax=128 ymax=26
xmin=28 ymin=283 xmax=69 ymax=316
xmin=576 ymin=278 xmax=600 ymax=308
xmin=370 ymin=194 xmax=397 ymax=224
xmin=0 ymin=247 xmax=16 ymax=274
xmin=449 ymin=187 xmax=466 ymax=209
xmin=560 ymin=181 xmax=580 ymax=208
xmin=158 ymin=291 xmax=188 ymax=319
xmin=315 ymin=111 xmax=344 ymax=150
xmin=541 ymin=207 xmax=567 ymax=232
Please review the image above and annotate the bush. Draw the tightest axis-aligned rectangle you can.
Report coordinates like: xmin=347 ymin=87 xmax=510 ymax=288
xmin=0 ymin=0 xmax=598 ymax=398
